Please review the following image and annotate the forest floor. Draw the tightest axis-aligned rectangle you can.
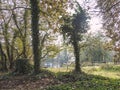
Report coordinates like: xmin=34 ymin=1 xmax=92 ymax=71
xmin=0 ymin=65 xmax=120 ymax=90
xmin=0 ymin=70 xmax=61 ymax=90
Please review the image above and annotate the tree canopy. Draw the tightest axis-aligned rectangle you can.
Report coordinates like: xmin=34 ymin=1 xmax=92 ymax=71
xmin=96 ymin=0 xmax=120 ymax=63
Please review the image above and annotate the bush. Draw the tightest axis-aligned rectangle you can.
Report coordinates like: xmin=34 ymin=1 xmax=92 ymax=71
xmin=13 ymin=58 xmax=33 ymax=75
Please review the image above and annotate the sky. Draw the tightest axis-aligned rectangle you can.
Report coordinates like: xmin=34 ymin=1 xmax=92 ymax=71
xmin=77 ymin=0 xmax=103 ymax=34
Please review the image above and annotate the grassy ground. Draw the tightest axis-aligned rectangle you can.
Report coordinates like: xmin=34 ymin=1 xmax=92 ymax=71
xmin=48 ymin=65 xmax=120 ymax=79
xmin=83 ymin=65 xmax=120 ymax=79
xmin=46 ymin=65 xmax=120 ymax=90
xmin=47 ymin=67 xmax=73 ymax=73
xmin=0 ymin=65 xmax=120 ymax=90
xmin=47 ymin=73 xmax=120 ymax=90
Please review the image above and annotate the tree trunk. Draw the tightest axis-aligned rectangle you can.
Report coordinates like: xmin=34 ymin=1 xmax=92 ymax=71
xmin=73 ymin=32 xmax=81 ymax=73
xmin=22 ymin=9 xmax=28 ymax=58
xmin=0 ymin=42 xmax=8 ymax=71
xmin=30 ymin=0 xmax=40 ymax=74
xmin=22 ymin=38 xmax=27 ymax=58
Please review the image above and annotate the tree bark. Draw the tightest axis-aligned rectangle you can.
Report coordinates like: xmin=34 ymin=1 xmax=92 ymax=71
xmin=73 ymin=32 xmax=81 ymax=73
xmin=4 ymin=27 xmax=14 ymax=69
xmin=0 ymin=42 xmax=8 ymax=71
xmin=30 ymin=0 xmax=40 ymax=74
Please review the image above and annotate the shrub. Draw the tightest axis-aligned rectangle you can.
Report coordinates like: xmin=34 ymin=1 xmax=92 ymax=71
xmin=13 ymin=58 xmax=33 ymax=75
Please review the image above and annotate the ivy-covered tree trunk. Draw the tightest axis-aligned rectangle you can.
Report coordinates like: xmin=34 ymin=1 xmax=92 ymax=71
xmin=73 ymin=32 xmax=81 ymax=73
xmin=30 ymin=0 xmax=40 ymax=74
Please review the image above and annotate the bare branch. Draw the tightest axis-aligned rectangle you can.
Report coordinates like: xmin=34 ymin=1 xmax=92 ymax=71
xmin=12 ymin=10 xmax=23 ymax=37
xmin=106 ymin=1 xmax=120 ymax=12
xmin=41 ymin=50 xmax=50 ymax=59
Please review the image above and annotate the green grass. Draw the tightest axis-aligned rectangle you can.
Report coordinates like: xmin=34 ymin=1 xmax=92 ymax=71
xmin=47 ymin=67 xmax=73 ymax=73
xmin=47 ymin=80 xmax=120 ymax=90
xmin=101 ymin=64 xmax=120 ymax=72
xmin=83 ymin=65 xmax=120 ymax=79
xmin=46 ymin=72 xmax=120 ymax=90
xmin=1 ymin=65 xmax=120 ymax=90
xmin=48 ymin=65 xmax=120 ymax=79
xmin=46 ymin=65 xmax=120 ymax=90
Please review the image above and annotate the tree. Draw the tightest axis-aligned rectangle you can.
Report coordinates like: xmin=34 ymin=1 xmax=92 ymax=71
xmin=80 ymin=33 xmax=113 ymax=65
xmin=12 ymin=8 xmax=30 ymax=58
xmin=0 ymin=0 xmax=72 ymax=72
xmin=0 ymin=0 xmax=32 ymax=69
xmin=30 ymin=0 xmax=70 ymax=73
xmin=96 ymin=0 xmax=120 ymax=64
xmin=62 ymin=2 xmax=89 ymax=73
xmin=0 ymin=9 xmax=14 ymax=69
xmin=30 ymin=0 xmax=40 ymax=74
xmin=30 ymin=0 xmax=72 ymax=73
xmin=0 ymin=42 xmax=8 ymax=71
xmin=38 ymin=0 xmax=73 ymax=61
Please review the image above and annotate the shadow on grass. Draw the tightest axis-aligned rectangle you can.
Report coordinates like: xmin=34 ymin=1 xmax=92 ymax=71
xmin=0 ymin=69 xmax=120 ymax=90
xmin=47 ymin=71 xmax=120 ymax=90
